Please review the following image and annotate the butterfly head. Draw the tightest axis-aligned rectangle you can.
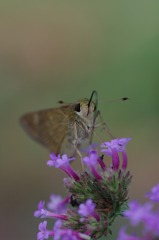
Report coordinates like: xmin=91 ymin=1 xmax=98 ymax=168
xmin=74 ymin=98 xmax=96 ymax=118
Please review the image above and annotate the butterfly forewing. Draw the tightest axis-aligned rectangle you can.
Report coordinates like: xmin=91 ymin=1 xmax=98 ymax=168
xmin=20 ymin=105 xmax=75 ymax=154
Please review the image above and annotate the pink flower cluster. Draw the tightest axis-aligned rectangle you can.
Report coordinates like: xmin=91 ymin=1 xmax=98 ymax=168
xmin=34 ymin=138 xmax=131 ymax=240
xmin=118 ymin=183 xmax=159 ymax=240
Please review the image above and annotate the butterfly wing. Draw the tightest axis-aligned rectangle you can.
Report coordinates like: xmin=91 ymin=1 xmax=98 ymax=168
xmin=20 ymin=106 xmax=73 ymax=154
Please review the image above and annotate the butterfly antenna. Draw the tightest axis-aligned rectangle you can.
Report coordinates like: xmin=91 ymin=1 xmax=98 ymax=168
xmin=87 ymin=90 xmax=98 ymax=115
xmin=58 ymin=100 xmax=65 ymax=104
xmin=99 ymin=97 xmax=129 ymax=104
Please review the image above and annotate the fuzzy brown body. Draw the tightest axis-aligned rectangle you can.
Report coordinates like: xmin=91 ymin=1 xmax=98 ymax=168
xmin=20 ymin=96 xmax=97 ymax=156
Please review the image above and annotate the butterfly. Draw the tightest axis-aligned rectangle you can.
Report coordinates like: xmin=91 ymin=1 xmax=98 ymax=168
xmin=20 ymin=91 xmax=99 ymax=156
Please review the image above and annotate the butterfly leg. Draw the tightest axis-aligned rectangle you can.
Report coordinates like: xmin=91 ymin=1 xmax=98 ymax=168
xmin=72 ymin=122 xmax=85 ymax=169
xmin=100 ymin=110 xmax=115 ymax=139
xmin=92 ymin=110 xmax=115 ymax=140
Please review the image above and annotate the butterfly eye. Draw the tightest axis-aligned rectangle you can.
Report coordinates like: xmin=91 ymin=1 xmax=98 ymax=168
xmin=75 ymin=103 xmax=81 ymax=112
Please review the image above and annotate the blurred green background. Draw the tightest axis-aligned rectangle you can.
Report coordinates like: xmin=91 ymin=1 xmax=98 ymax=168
xmin=0 ymin=1 xmax=159 ymax=239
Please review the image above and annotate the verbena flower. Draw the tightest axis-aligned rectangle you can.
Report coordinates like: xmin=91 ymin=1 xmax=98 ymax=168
xmin=35 ymin=138 xmax=132 ymax=239
xmin=37 ymin=221 xmax=50 ymax=240
xmin=78 ymin=199 xmax=100 ymax=222
xmin=117 ymin=183 xmax=159 ymax=240
xmin=47 ymin=194 xmax=70 ymax=214
xmin=117 ymin=227 xmax=143 ymax=240
xmin=101 ymin=138 xmax=131 ymax=170
xmin=124 ymin=201 xmax=153 ymax=226
xmin=34 ymin=198 xmax=68 ymax=220
xmin=47 ymin=154 xmax=79 ymax=181
xmin=146 ymin=183 xmax=159 ymax=202
xmin=82 ymin=151 xmax=102 ymax=180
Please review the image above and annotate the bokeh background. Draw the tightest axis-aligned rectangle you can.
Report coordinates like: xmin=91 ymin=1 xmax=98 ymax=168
xmin=0 ymin=1 xmax=159 ymax=239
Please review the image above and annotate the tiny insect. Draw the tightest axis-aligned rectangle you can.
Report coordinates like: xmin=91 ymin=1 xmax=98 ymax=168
xmin=20 ymin=90 xmax=99 ymax=156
